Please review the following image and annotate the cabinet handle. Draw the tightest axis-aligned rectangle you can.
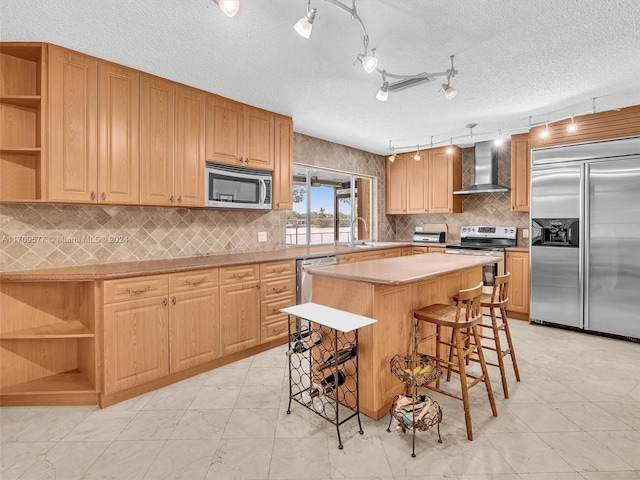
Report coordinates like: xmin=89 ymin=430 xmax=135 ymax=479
xmin=272 ymin=267 xmax=286 ymax=274
xmin=231 ymin=272 xmax=250 ymax=279
xmin=172 ymin=296 xmax=177 ymax=305
xmin=272 ymin=326 xmax=286 ymax=335
xmin=186 ymin=277 xmax=208 ymax=287
xmin=90 ymin=191 xmax=96 ymax=200
xmin=101 ymin=192 xmax=106 ymax=201
xmin=244 ymin=158 xmax=249 ymax=164
xmin=170 ymin=195 xmax=175 ymax=203
xmin=381 ymin=252 xmax=386 ymax=257
xmin=162 ymin=298 xmax=168 ymax=307
xmin=256 ymin=284 xmax=260 ymax=289
xmin=272 ymin=285 xmax=288 ymax=293
xmin=239 ymin=157 xmax=244 ymax=163
xmin=272 ymin=307 xmax=279 ymax=314
xmin=276 ymin=202 xmax=280 ymax=208
xmin=178 ymin=196 xmax=183 ymax=203
xmin=126 ymin=285 xmax=151 ymax=295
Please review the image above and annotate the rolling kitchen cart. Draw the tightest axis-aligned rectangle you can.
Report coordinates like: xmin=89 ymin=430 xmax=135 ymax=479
xmin=281 ymin=302 xmax=377 ymax=449
xmin=387 ymin=352 xmax=443 ymax=457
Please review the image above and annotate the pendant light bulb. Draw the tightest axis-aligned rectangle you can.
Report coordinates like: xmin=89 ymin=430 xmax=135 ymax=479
xmin=294 ymin=8 xmax=317 ymax=39
xmin=361 ymin=48 xmax=378 ymax=73
xmin=214 ymin=0 xmax=239 ymax=17
xmin=414 ymin=146 xmax=421 ymax=161
xmin=494 ymin=130 xmax=503 ymax=147
xmin=441 ymin=83 xmax=458 ymax=100
xmin=539 ymin=122 xmax=550 ymax=139
xmin=376 ymin=81 xmax=389 ymax=102
xmin=567 ymin=115 xmax=578 ymax=133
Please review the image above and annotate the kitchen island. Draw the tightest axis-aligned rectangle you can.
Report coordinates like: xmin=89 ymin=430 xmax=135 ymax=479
xmin=308 ymin=253 xmax=500 ymax=419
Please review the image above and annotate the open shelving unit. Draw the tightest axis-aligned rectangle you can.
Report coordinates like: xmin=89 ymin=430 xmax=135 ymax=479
xmin=0 ymin=281 xmax=99 ymax=405
xmin=0 ymin=42 xmax=47 ymax=202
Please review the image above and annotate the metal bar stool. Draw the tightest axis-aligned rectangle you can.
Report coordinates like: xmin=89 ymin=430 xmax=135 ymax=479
xmin=413 ymin=282 xmax=498 ymax=441
xmin=477 ymin=272 xmax=521 ymax=398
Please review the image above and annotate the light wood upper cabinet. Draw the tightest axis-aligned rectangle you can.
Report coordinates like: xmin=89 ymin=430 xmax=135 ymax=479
xmin=48 ymin=45 xmax=98 ymax=203
xmin=175 ymin=85 xmax=205 ymax=207
xmin=243 ymin=105 xmax=274 ymax=169
xmin=140 ymin=74 xmax=175 ymax=206
xmin=273 ymin=114 xmax=293 ymax=210
xmin=385 ymin=146 xmax=462 ymax=215
xmin=205 ymin=94 xmax=243 ymax=166
xmin=505 ymin=250 xmax=529 ymax=315
xmin=385 ymin=154 xmax=407 ymax=214
xmin=98 ymin=62 xmax=139 ymax=205
xmin=510 ymin=133 xmax=530 ymax=212
xmin=427 ymin=146 xmax=462 ymax=213
xmin=205 ymin=95 xmax=274 ymax=171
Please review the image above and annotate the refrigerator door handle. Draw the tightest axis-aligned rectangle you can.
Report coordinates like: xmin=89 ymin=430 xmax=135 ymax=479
xmin=581 ymin=163 xmax=588 ymax=330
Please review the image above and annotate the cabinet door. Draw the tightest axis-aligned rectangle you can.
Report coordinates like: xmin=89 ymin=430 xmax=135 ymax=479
xmin=103 ymin=296 xmax=169 ymax=394
xmin=406 ymin=153 xmax=428 ymax=213
xmin=140 ymin=74 xmax=175 ymax=206
xmin=510 ymin=133 xmax=530 ymax=212
xmin=428 ymin=147 xmax=462 ymax=213
xmin=169 ymin=288 xmax=219 ymax=373
xmin=272 ymin=115 xmax=293 ymax=210
xmin=219 ymin=281 xmax=260 ymax=355
xmin=506 ymin=251 xmax=530 ymax=314
xmin=243 ymin=106 xmax=274 ymax=170
xmin=205 ymin=94 xmax=243 ymax=166
xmin=175 ymin=85 xmax=205 ymax=207
xmin=385 ymin=154 xmax=407 ymax=214
xmin=98 ymin=61 xmax=139 ymax=204
xmin=48 ymin=45 xmax=98 ymax=203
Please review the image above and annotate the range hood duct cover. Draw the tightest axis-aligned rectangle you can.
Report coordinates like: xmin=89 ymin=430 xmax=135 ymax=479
xmin=453 ymin=140 xmax=511 ymax=195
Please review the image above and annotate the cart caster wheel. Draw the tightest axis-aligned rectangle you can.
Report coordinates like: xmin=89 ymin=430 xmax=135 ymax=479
xmin=411 ymin=453 xmax=416 ymax=458
xmin=438 ymin=439 xmax=442 ymax=444
xmin=338 ymin=445 xmax=343 ymax=450
xmin=359 ymin=430 xmax=364 ymax=435
xmin=286 ymin=410 xmax=290 ymax=414
xmin=386 ymin=428 xmax=391 ymax=432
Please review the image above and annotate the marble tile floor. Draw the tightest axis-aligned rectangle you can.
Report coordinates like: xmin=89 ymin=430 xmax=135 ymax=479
xmin=1 ymin=320 xmax=639 ymax=480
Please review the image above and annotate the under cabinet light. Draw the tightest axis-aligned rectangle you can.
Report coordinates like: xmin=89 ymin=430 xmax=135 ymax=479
xmin=540 ymin=123 xmax=550 ymax=138
xmin=566 ymin=115 xmax=578 ymax=133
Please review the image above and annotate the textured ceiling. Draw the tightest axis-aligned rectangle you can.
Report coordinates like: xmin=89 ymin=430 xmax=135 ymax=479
xmin=2 ymin=0 xmax=640 ymax=154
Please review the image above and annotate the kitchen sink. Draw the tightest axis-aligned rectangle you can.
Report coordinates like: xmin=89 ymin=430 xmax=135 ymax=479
xmin=351 ymin=241 xmax=399 ymax=248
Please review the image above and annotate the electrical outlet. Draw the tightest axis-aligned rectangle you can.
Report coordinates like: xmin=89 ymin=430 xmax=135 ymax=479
xmin=415 ymin=226 xmax=423 ymax=232
xmin=258 ymin=231 xmax=267 ymax=242
xmin=523 ymin=228 xmax=529 ymax=238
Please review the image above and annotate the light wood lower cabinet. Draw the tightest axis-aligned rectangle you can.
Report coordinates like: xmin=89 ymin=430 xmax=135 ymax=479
xmin=259 ymin=260 xmax=296 ymax=343
xmin=358 ymin=248 xmax=402 ymax=262
xmin=220 ymin=277 xmax=261 ymax=356
xmin=103 ymin=295 xmax=169 ymax=395
xmin=505 ymin=251 xmax=530 ymax=316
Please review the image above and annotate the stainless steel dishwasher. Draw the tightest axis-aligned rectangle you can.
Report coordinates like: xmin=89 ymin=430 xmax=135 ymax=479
xmin=296 ymin=255 xmax=339 ymax=304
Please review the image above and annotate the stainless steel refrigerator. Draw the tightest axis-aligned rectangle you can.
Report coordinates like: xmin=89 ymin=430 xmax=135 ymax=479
xmin=530 ymin=136 xmax=640 ymax=339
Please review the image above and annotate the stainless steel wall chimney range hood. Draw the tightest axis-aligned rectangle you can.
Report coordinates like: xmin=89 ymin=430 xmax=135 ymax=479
xmin=453 ymin=141 xmax=511 ymax=195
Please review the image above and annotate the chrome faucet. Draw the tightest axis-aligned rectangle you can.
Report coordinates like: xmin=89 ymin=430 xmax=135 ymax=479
xmin=350 ymin=217 xmax=369 ymax=246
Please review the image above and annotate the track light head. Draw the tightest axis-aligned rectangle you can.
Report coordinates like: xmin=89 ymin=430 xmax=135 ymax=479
xmin=566 ymin=115 xmax=578 ymax=133
xmin=294 ymin=7 xmax=317 ymax=39
xmin=214 ymin=0 xmax=239 ymax=17
xmin=441 ymin=83 xmax=458 ymax=100
xmin=360 ymin=48 xmax=377 ymax=73
xmin=389 ymin=153 xmax=396 ymax=162
xmin=414 ymin=146 xmax=421 ymax=161
xmin=539 ymin=123 xmax=550 ymax=138
xmin=376 ymin=81 xmax=389 ymax=102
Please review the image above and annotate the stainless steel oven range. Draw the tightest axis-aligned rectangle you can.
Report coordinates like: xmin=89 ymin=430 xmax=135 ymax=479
xmin=445 ymin=226 xmax=517 ymax=287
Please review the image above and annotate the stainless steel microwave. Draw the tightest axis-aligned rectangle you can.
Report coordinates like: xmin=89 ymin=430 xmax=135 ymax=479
xmin=205 ymin=162 xmax=272 ymax=209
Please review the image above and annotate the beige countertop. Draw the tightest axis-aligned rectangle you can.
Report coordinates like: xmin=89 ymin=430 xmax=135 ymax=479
xmin=0 ymin=242 xmax=413 ymax=281
xmin=307 ymin=253 xmax=502 ymax=286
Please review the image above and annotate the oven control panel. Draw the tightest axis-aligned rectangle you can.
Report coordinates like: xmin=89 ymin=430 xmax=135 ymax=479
xmin=461 ymin=225 xmax=516 ymax=239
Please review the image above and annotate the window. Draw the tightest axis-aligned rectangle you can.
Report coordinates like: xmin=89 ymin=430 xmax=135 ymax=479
xmin=286 ymin=165 xmax=373 ymax=245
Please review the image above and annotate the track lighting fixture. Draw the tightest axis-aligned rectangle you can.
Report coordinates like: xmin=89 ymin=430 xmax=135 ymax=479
xmin=414 ymin=145 xmax=421 ymax=161
xmin=294 ymin=1 xmax=317 ymax=39
xmin=446 ymin=138 xmax=453 ymax=154
xmin=566 ymin=115 xmax=578 ymax=133
xmin=294 ymin=0 xmax=459 ymax=100
xmin=213 ymin=0 xmax=239 ymax=17
xmin=376 ymin=72 xmax=389 ymax=102
xmin=387 ymin=141 xmax=396 ymax=162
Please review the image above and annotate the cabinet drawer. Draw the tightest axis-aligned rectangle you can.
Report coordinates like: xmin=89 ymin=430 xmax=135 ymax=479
xmin=412 ymin=247 xmax=430 ymax=255
xmin=261 ymin=276 xmax=296 ymax=300
xmin=428 ymin=247 xmax=445 ymax=254
xmin=261 ymin=296 xmax=296 ymax=324
xmin=260 ymin=260 xmax=295 ymax=279
xmin=169 ymin=268 xmax=219 ymax=292
xmin=358 ymin=248 xmax=402 ymax=262
xmin=220 ymin=264 xmax=260 ymax=284
xmin=104 ymin=275 xmax=168 ymax=303
xmin=338 ymin=253 xmax=358 ymax=264
xmin=261 ymin=317 xmax=288 ymax=343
